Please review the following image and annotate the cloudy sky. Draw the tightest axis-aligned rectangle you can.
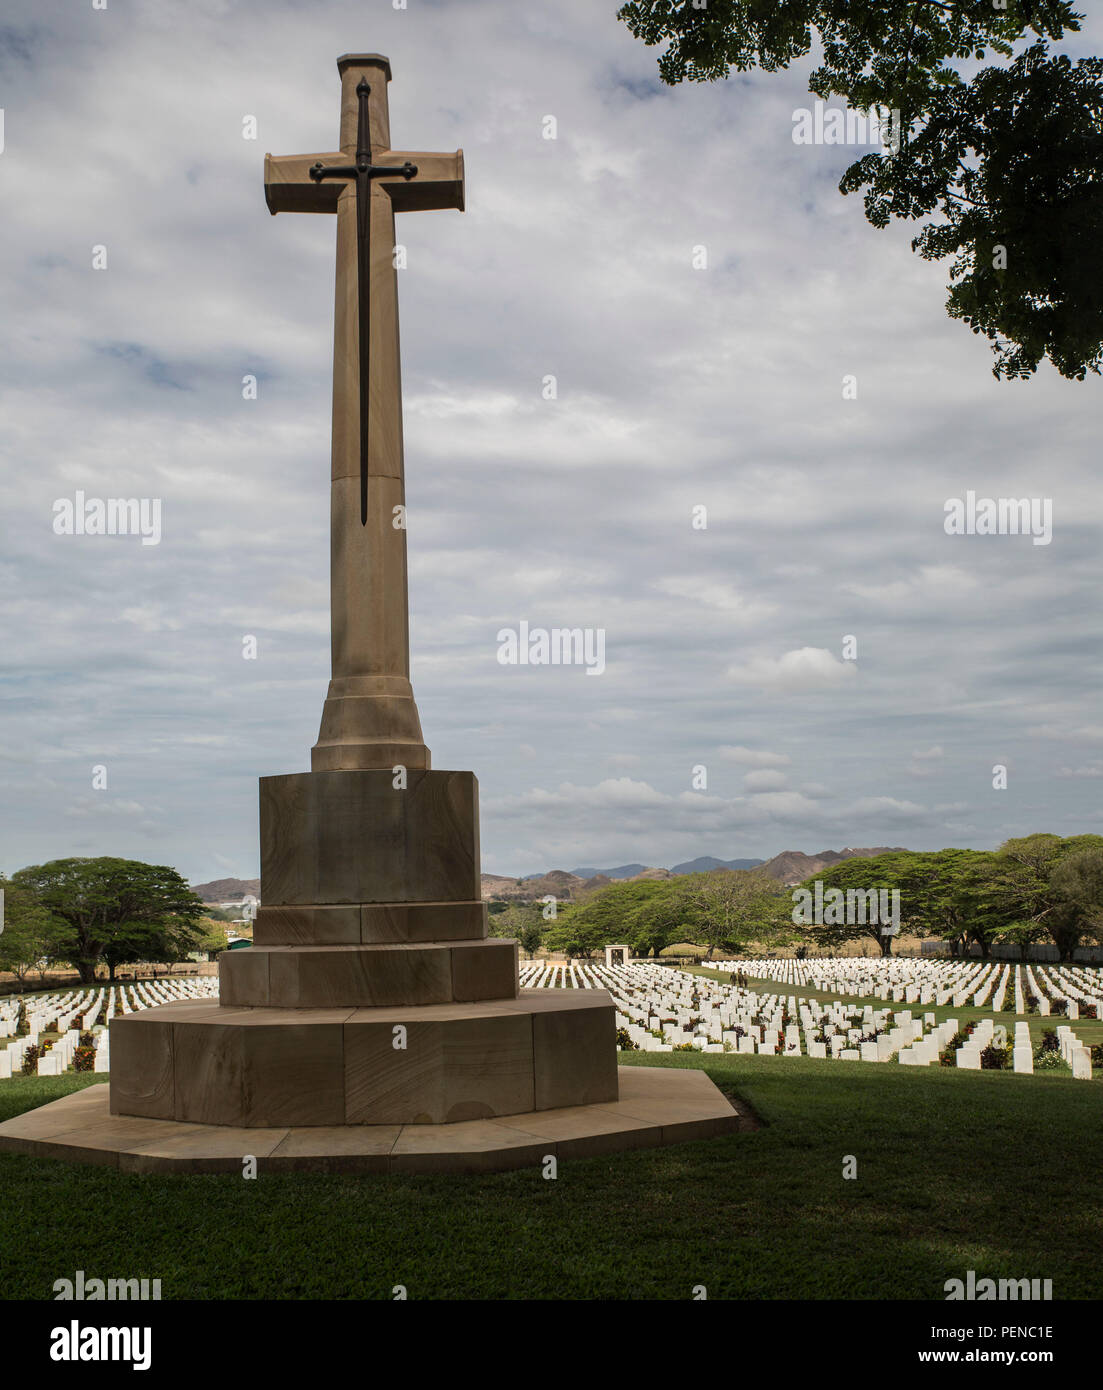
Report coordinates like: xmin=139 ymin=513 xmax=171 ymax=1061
xmin=2 ymin=0 xmax=1101 ymax=884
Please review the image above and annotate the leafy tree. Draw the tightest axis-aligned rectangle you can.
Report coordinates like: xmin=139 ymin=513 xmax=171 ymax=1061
xmin=196 ymin=921 xmax=232 ymax=960
xmin=545 ymin=878 xmax=671 ymax=957
xmin=624 ymin=877 xmax=707 ymax=956
xmin=10 ymin=858 xmax=206 ymax=984
xmin=488 ymin=902 xmax=546 ymax=958
xmin=201 ymin=906 xmax=240 ymax=924
xmin=1050 ymin=849 xmax=1103 ymax=945
xmin=680 ymin=870 xmax=794 ymax=959
xmin=794 ymin=852 xmax=917 ymax=957
xmin=0 ymin=875 xmax=70 ymax=984
xmin=994 ymin=833 xmax=1103 ymax=959
xmin=793 ymin=849 xmax=1006 ymax=956
xmin=618 ymin=0 xmax=1102 ymax=380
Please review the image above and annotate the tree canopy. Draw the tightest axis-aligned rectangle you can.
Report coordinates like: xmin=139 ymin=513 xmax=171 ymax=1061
xmin=792 ymin=837 xmax=1103 ymax=959
xmin=542 ymin=870 xmax=793 ymax=958
xmin=10 ymin=857 xmax=206 ymax=983
xmin=618 ymin=0 xmax=1103 ymax=379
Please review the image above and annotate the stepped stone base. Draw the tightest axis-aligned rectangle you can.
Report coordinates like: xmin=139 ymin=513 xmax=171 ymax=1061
xmin=253 ymin=901 xmax=488 ymax=946
xmin=0 ymin=1068 xmax=746 ymax=1174
xmin=108 ymin=991 xmax=617 ymax=1128
xmin=219 ymin=937 xmax=517 ymax=1008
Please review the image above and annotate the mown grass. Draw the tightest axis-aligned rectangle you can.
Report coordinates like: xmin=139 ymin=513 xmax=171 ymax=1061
xmin=0 ymin=1055 xmax=1100 ymax=1301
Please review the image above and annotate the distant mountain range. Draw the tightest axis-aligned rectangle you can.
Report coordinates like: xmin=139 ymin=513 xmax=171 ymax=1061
xmin=568 ymin=859 xmax=765 ymax=878
xmin=755 ymin=847 xmax=907 ymax=885
xmin=482 ymin=848 xmax=907 ymax=899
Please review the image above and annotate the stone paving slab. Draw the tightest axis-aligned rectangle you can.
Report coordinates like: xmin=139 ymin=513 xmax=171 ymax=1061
xmin=0 ymin=1067 xmax=747 ymax=1175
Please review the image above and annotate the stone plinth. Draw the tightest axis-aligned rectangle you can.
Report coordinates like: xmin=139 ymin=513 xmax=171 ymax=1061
xmin=219 ymin=938 xmax=518 ymax=1008
xmin=107 ymin=766 xmax=569 ymax=1133
xmin=261 ymin=769 xmax=479 ymax=905
xmin=109 ymin=992 xmax=617 ymax=1128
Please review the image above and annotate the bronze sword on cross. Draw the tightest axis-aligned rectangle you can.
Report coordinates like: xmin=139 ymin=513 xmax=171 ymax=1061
xmin=309 ymin=78 xmax=416 ymax=526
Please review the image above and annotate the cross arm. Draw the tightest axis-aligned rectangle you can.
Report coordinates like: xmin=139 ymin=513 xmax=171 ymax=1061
xmin=379 ymin=150 xmax=465 ymax=213
xmin=264 ymin=152 xmax=346 ymax=214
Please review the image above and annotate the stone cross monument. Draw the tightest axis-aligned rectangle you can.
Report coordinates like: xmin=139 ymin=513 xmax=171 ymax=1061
xmin=107 ymin=53 xmax=623 ymax=1139
xmin=0 ymin=56 xmax=740 ymax=1171
xmin=264 ymin=53 xmax=465 ymax=774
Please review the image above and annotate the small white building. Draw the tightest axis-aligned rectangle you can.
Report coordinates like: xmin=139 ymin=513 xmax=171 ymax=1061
xmin=604 ymin=944 xmax=631 ymax=966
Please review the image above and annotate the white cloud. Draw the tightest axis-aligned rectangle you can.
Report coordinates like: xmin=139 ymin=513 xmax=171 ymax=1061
xmin=727 ymin=647 xmax=858 ymax=693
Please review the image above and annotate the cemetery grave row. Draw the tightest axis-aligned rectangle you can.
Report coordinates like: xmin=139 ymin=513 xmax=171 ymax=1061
xmin=0 ymin=978 xmax=218 ymax=1079
xmin=708 ymin=956 xmax=1103 ymax=1020
xmin=518 ymin=961 xmax=1096 ymax=1078
xmin=4 ymin=960 xmax=1093 ymax=1082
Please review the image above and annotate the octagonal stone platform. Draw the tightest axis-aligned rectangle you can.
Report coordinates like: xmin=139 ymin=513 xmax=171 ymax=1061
xmin=109 ymin=990 xmax=619 ymax=1128
xmin=0 ymin=1066 xmax=746 ymax=1174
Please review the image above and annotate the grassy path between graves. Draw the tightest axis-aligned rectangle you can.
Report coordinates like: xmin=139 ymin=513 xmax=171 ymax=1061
xmin=1 ymin=1059 xmax=1101 ymax=1301
xmin=686 ymin=965 xmax=1103 ymax=1050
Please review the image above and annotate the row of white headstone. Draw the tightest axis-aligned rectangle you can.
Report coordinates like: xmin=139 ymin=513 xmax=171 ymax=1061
xmin=0 ymin=978 xmax=218 ymax=1078
xmin=712 ymin=957 xmax=1103 ymax=1019
xmin=521 ymin=961 xmax=1095 ymax=1077
xmin=522 ymin=960 xmax=947 ymax=1062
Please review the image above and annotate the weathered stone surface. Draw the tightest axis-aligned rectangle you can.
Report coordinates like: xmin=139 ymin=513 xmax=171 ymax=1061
xmin=110 ymin=991 xmax=614 ymax=1129
xmin=252 ymin=900 xmax=486 ymax=946
xmin=260 ymin=768 xmax=480 ymax=905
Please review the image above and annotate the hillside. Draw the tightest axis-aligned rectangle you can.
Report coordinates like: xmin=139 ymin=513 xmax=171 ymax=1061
xmin=670 ymin=856 xmax=765 ymax=874
xmin=481 ymin=870 xmax=590 ymax=901
xmin=756 ymin=848 xmax=908 ymax=885
xmin=191 ymin=877 xmax=260 ymax=903
xmin=569 ymin=864 xmax=650 ymax=880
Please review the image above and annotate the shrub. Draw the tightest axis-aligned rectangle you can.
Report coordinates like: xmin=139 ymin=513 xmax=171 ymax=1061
xmin=614 ymin=1027 xmax=638 ymax=1051
xmin=1040 ymin=1028 xmax=1060 ymax=1053
xmin=1083 ymin=1004 xmax=1098 ymax=1020
xmin=1033 ymin=1047 xmax=1065 ymax=1072
xmin=20 ymin=1045 xmax=40 ymax=1076
xmin=1050 ymin=998 xmax=1068 ymax=1017
xmin=72 ymin=1046 xmax=97 ymax=1072
xmin=980 ymin=1043 xmax=1012 ymax=1070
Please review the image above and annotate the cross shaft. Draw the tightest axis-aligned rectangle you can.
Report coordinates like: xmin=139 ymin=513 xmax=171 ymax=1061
xmin=308 ymin=77 xmax=418 ymax=526
xmin=263 ymin=53 xmax=464 ymax=774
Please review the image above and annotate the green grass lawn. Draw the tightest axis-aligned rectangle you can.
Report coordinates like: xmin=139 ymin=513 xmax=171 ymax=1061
xmin=1 ymin=1056 xmax=1100 ymax=1300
